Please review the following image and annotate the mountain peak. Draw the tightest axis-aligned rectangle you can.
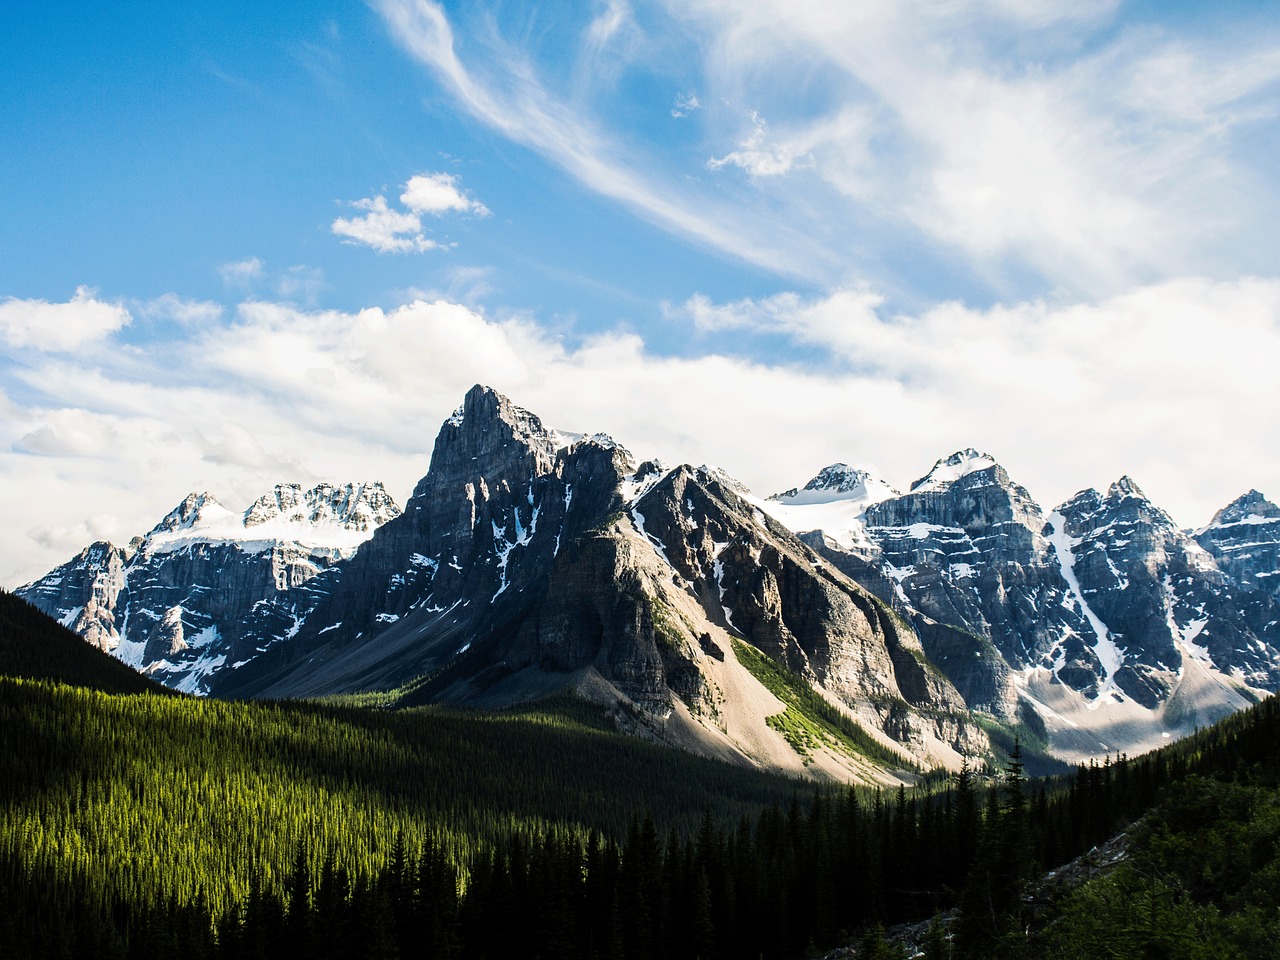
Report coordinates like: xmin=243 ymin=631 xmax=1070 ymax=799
xmin=244 ymin=482 xmax=401 ymax=532
xmin=910 ymin=448 xmax=999 ymax=492
xmin=1206 ymin=489 xmax=1280 ymax=528
xmin=1107 ymin=475 xmax=1147 ymax=501
xmin=454 ymin=384 xmax=545 ymax=438
xmin=769 ymin=463 xmax=899 ymax=506
xmin=151 ymin=492 xmax=230 ymax=535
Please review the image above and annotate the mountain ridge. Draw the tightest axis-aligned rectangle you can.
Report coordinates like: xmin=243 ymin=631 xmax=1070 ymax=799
xmin=18 ymin=385 xmax=1280 ymax=776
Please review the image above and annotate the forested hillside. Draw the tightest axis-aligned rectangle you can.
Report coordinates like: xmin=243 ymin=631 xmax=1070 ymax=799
xmin=0 ymin=588 xmax=169 ymax=695
xmin=2 ymin=591 xmax=1279 ymax=958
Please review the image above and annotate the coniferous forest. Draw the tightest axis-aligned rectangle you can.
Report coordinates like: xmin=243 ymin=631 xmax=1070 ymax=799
xmin=4 ymin=589 xmax=1280 ymax=959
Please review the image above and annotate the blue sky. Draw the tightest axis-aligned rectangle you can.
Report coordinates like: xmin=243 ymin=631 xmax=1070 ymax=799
xmin=3 ymin=0 xmax=1280 ymax=584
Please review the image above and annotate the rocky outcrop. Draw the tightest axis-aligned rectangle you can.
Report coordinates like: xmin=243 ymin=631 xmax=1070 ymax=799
xmin=1054 ymin=479 xmax=1280 ymax=704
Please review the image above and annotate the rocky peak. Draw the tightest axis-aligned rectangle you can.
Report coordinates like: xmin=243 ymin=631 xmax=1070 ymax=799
xmin=1196 ymin=490 xmax=1280 ymax=605
xmin=151 ymin=492 xmax=227 ymax=534
xmin=769 ymin=464 xmax=900 ymax=505
xmin=412 ymin=385 xmax=559 ymax=503
xmin=909 ymin=448 xmax=999 ymax=493
xmin=1108 ymin=475 xmax=1147 ymax=501
xmin=244 ymin=482 xmax=401 ymax=531
xmin=1206 ymin=490 xmax=1280 ymax=528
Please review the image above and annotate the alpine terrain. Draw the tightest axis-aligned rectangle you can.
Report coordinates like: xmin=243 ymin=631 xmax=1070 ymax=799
xmin=20 ymin=386 xmax=1280 ymax=774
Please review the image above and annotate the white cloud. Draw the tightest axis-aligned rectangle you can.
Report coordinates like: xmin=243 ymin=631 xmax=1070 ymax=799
xmin=331 ymin=195 xmax=442 ymax=254
xmin=676 ymin=0 xmax=1280 ymax=294
xmin=4 ymin=280 xmax=1279 ymax=587
xmin=27 ymin=514 xmax=125 ymax=555
xmin=333 ymin=173 xmax=485 ymax=253
xmin=400 ymin=172 xmax=489 ymax=216
xmin=0 ymin=287 xmax=131 ymax=351
xmin=137 ymin=294 xmax=224 ymax=326
xmin=671 ymin=92 xmax=701 ymax=118
xmin=708 ymin=111 xmax=813 ymax=177
xmin=585 ymin=0 xmax=634 ymax=51
xmin=219 ymin=258 xmax=264 ymax=288
xmin=374 ymin=0 xmax=1280 ymax=296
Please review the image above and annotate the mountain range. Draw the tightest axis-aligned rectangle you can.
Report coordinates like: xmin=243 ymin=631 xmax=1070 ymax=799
xmin=19 ymin=385 xmax=1280 ymax=777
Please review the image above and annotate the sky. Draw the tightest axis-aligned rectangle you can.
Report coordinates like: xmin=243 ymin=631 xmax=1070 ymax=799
xmin=2 ymin=0 xmax=1279 ymax=586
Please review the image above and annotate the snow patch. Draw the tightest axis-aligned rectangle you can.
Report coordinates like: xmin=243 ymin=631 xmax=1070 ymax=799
xmin=1045 ymin=512 xmax=1124 ymax=705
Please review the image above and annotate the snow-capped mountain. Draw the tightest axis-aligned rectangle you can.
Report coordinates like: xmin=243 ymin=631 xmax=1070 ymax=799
xmin=778 ymin=456 xmax=1280 ymax=761
xmin=18 ymin=482 xmax=400 ymax=693
xmin=760 ymin=464 xmax=899 ymax=559
xmin=218 ymin=385 xmax=985 ymax=779
xmin=22 ymin=385 xmax=1280 ymax=776
xmin=1196 ymin=490 xmax=1280 ymax=604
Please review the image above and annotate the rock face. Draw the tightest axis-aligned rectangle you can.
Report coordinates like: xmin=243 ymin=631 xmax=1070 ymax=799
xmin=1196 ymin=491 xmax=1280 ymax=604
xmin=1053 ymin=479 xmax=1280 ymax=703
xmin=215 ymin=387 xmax=985 ymax=775
xmin=765 ymin=456 xmax=1280 ymax=762
xmin=17 ymin=482 xmax=400 ymax=693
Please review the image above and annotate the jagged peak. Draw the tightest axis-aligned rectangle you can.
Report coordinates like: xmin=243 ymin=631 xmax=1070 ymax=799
xmin=1204 ymin=489 xmax=1280 ymax=530
xmin=769 ymin=463 xmax=900 ymax=506
xmin=244 ymin=481 xmax=401 ymax=531
xmin=1107 ymin=475 xmax=1147 ymax=502
xmin=151 ymin=492 xmax=230 ymax=534
xmin=695 ymin=464 xmax=751 ymax=496
xmin=910 ymin=448 xmax=999 ymax=492
xmin=141 ymin=482 xmax=400 ymax=554
xmin=448 ymin=384 xmax=548 ymax=441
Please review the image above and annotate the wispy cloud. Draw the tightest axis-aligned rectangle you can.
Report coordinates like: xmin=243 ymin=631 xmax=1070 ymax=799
xmin=219 ymin=258 xmax=264 ymax=288
xmin=708 ymin=110 xmax=813 ymax=177
xmin=671 ymin=92 xmax=701 ymax=118
xmin=374 ymin=0 xmax=1280 ymax=299
xmin=373 ymin=0 xmax=832 ymax=282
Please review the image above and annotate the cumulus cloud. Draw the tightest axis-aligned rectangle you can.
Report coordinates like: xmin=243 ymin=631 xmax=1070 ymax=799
xmin=332 ymin=173 xmax=486 ymax=253
xmin=0 ymin=287 xmax=131 ymax=351
xmin=400 ymin=172 xmax=489 ymax=216
xmin=331 ymin=195 xmax=442 ymax=254
xmin=5 ymin=280 xmax=1280 ymax=586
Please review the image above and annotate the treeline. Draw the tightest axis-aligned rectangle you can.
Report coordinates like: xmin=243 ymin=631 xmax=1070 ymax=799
xmin=5 ymin=584 xmax=1280 ymax=959
xmin=0 ymin=589 xmax=166 ymax=695
xmin=7 ymin=690 xmax=1280 ymax=958
xmin=0 ymin=676 xmax=809 ymax=921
